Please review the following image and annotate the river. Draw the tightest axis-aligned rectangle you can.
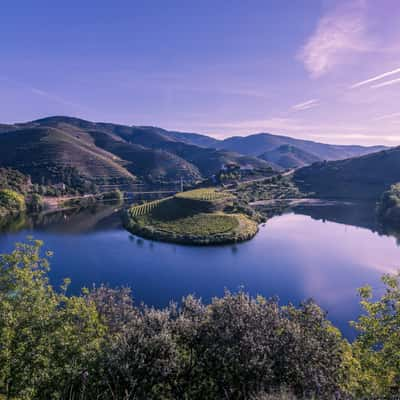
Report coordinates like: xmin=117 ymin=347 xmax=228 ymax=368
xmin=0 ymin=200 xmax=398 ymax=339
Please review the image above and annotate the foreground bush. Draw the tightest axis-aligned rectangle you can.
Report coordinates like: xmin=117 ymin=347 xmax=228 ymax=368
xmin=0 ymin=241 xmax=399 ymax=399
xmin=0 ymin=240 xmax=104 ymax=399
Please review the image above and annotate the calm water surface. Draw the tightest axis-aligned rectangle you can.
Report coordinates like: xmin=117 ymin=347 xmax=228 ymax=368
xmin=1 ymin=202 xmax=399 ymax=339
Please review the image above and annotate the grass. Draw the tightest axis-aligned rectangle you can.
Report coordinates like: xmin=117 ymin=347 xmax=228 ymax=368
xmin=136 ymin=212 xmax=239 ymax=236
xmin=125 ymin=189 xmax=258 ymax=245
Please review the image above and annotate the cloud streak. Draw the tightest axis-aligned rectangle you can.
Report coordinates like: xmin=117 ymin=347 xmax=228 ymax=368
xmin=292 ymin=99 xmax=319 ymax=111
xmin=371 ymin=77 xmax=400 ymax=88
xmin=299 ymin=2 xmax=370 ymax=78
xmin=350 ymin=67 xmax=400 ymax=88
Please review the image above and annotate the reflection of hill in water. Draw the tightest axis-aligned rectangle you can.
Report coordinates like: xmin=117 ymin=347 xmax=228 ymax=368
xmin=0 ymin=201 xmax=124 ymax=235
xmin=293 ymin=201 xmax=379 ymax=232
xmin=292 ymin=201 xmax=400 ymax=244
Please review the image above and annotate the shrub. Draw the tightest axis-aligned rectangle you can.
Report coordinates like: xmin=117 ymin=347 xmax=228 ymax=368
xmin=0 ymin=240 xmax=104 ymax=399
xmin=0 ymin=189 xmax=26 ymax=215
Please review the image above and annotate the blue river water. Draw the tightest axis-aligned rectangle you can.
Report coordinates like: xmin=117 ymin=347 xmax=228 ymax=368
xmin=0 ymin=201 xmax=399 ymax=339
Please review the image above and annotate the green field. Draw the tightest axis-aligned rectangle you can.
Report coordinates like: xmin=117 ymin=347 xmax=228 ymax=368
xmin=136 ymin=212 xmax=238 ymax=236
xmin=125 ymin=188 xmax=257 ymax=244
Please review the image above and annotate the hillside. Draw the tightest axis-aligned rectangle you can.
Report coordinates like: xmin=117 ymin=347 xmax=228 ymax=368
xmin=0 ymin=126 xmax=137 ymax=190
xmin=258 ymin=144 xmax=321 ymax=170
xmin=294 ymin=147 xmax=400 ymax=200
xmin=0 ymin=117 xmax=272 ymax=189
xmin=215 ymin=132 xmax=386 ymax=162
xmin=0 ymin=116 xmax=388 ymax=190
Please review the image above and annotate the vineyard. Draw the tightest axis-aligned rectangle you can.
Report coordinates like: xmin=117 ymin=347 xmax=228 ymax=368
xmin=125 ymin=187 xmax=258 ymax=245
xmin=129 ymin=197 xmax=170 ymax=217
xmin=175 ymin=188 xmax=231 ymax=201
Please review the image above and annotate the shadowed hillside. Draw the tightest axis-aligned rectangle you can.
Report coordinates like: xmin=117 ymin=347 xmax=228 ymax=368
xmin=294 ymin=147 xmax=400 ymax=200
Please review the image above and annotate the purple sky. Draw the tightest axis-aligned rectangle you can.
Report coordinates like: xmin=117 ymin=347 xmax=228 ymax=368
xmin=1 ymin=0 xmax=400 ymax=145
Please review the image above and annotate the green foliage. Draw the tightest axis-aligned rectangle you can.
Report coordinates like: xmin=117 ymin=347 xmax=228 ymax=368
xmin=0 ymin=189 xmax=26 ymax=216
xmin=348 ymin=272 xmax=400 ymax=397
xmin=137 ymin=212 xmax=239 ymax=236
xmin=235 ymin=176 xmax=303 ymax=204
xmin=0 ymin=168 xmax=30 ymax=194
xmin=377 ymin=183 xmax=400 ymax=227
xmin=85 ymin=290 xmax=346 ymax=399
xmin=27 ymin=193 xmax=44 ymax=213
xmin=0 ymin=240 xmax=104 ymax=399
xmin=127 ymin=193 xmax=257 ymax=244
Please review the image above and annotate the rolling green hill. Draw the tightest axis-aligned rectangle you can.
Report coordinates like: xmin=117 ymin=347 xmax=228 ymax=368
xmin=294 ymin=147 xmax=400 ymax=200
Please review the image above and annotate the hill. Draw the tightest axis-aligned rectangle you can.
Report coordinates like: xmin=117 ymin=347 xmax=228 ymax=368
xmin=125 ymin=188 xmax=258 ymax=244
xmin=215 ymin=132 xmax=386 ymax=162
xmin=0 ymin=126 xmax=137 ymax=190
xmin=258 ymin=144 xmax=321 ymax=170
xmin=293 ymin=147 xmax=400 ymax=200
xmin=0 ymin=116 xmax=388 ymax=190
xmin=0 ymin=117 xmax=271 ymax=189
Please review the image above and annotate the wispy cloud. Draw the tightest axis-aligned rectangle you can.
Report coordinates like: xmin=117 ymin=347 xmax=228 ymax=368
xmin=299 ymin=2 xmax=371 ymax=78
xmin=292 ymin=99 xmax=319 ymax=111
xmin=371 ymin=77 xmax=400 ymax=88
xmin=30 ymin=87 xmax=85 ymax=109
xmin=374 ymin=112 xmax=400 ymax=121
xmin=350 ymin=67 xmax=400 ymax=88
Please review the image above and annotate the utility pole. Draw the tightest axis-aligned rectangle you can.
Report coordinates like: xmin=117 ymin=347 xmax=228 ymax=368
xmin=180 ymin=176 xmax=184 ymax=192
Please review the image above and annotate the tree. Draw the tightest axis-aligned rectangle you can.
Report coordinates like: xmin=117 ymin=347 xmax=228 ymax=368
xmin=0 ymin=240 xmax=104 ymax=399
xmin=0 ymin=189 xmax=26 ymax=215
xmin=349 ymin=272 xmax=400 ymax=397
xmin=27 ymin=193 xmax=44 ymax=213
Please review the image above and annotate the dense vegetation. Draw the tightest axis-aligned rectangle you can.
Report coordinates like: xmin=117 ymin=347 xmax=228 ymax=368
xmin=377 ymin=183 xmax=400 ymax=227
xmin=0 ymin=189 xmax=26 ymax=217
xmin=234 ymin=176 xmax=304 ymax=204
xmin=126 ymin=189 xmax=258 ymax=244
xmin=1 ymin=240 xmax=399 ymax=399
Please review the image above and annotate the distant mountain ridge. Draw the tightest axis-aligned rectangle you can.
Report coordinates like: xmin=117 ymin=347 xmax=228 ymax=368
xmin=214 ymin=133 xmax=386 ymax=163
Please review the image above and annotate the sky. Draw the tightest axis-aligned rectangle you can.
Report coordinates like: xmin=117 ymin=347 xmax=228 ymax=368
xmin=1 ymin=0 xmax=400 ymax=145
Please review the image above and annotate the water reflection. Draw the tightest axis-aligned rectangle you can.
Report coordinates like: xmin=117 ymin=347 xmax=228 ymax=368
xmin=1 ymin=200 xmax=400 ymax=340
xmin=0 ymin=200 xmax=124 ymax=234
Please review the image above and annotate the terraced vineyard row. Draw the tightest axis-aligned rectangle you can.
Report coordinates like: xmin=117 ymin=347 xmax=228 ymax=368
xmin=129 ymin=197 xmax=170 ymax=217
xmin=175 ymin=188 xmax=230 ymax=201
